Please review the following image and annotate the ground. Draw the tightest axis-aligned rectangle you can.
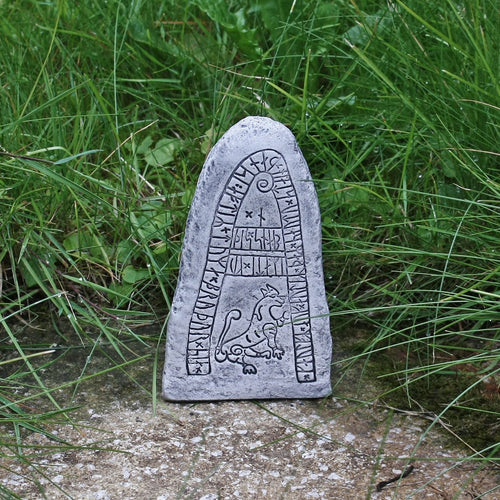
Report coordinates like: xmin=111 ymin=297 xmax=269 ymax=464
xmin=1 ymin=337 xmax=499 ymax=499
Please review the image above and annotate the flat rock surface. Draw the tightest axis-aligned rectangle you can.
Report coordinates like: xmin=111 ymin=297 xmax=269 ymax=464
xmin=1 ymin=336 xmax=498 ymax=499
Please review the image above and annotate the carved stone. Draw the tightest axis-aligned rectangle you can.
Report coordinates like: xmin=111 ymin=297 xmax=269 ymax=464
xmin=162 ymin=116 xmax=331 ymax=401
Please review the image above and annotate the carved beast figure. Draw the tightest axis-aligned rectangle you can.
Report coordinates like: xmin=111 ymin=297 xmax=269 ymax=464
xmin=215 ymin=284 xmax=289 ymax=374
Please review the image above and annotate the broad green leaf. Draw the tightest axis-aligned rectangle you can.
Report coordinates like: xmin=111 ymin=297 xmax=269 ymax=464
xmin=144 ymin=138 xmax=183 ymax=167
xmin=191 ymin=0 xmax=262 ymax=59
xmin=344 ymin=8 xmax=394 ymax=46
xmin=136 ymin=135 xmax=154 ymax=155
xmin=115 ymin=240 xmax=136 ymax=264
xmin=122 ymin=265 xmax=150 ymax=284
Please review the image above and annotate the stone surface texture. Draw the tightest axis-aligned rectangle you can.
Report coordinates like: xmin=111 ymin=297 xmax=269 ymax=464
xmin=163 ymin=116 xmax=332 ymax=401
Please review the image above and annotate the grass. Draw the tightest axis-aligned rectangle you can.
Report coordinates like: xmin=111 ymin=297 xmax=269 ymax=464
xmin=0 ymin=0 xmax=499 ymax=496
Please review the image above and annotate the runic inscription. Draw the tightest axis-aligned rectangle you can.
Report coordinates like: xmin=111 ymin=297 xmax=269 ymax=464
xmin=163 ymin=116 xmax=331 ymax=401
xmin=186 ymin=149 xmax=316 ymax=383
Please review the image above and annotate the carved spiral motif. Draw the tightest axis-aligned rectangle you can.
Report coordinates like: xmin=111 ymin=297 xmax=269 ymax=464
xmin=255 ymin=172 xmax=274 ymax=193
xmin=229 ymin=346 xmax=244 ymax=356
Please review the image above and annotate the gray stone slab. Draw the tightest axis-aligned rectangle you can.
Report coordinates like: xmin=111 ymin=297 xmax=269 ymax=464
xmin=162 ymin=116 xmax=332 ymax=401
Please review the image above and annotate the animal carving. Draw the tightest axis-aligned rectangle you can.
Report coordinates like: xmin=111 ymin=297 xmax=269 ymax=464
xmin=215 ymin=284 xmax=289 ymax=374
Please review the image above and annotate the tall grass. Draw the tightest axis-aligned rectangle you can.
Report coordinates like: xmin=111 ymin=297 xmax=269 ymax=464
xmin=0 ymin=0 xmax=499 ymax=496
